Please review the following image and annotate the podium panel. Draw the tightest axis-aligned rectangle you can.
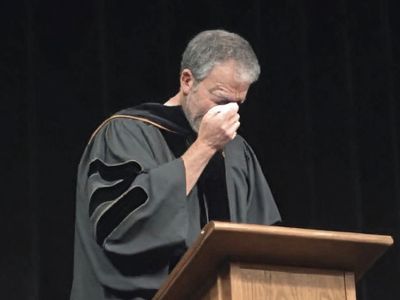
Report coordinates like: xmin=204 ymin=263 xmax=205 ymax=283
xmin=200 ymin=263 xmax=356 ymax=300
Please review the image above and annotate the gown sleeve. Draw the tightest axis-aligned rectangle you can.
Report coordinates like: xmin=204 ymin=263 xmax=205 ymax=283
xmin=243 ymin=140 xmax=282 ymax=225
xmin=79 ymin=118 xmax=188 ymax=255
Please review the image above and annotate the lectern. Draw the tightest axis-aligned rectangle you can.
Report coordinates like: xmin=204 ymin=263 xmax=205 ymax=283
xmin=153 ymin=221 xmax=393 ymax=300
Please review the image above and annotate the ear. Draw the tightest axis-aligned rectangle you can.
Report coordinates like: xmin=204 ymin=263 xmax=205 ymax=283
xmin=180 ymin=69 xmax=195 ymax=95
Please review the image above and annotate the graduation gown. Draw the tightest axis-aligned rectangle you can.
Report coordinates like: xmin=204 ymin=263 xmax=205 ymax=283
xmin=70 ymin=103 xmax=281 ymax=300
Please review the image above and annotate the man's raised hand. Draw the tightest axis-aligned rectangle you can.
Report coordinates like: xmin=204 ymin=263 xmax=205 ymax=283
xmin=197 ymin=102 xmax=240 ymax=151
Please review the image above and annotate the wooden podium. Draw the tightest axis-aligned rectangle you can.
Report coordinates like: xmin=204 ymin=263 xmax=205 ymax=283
xmin=153 ymin=222 xmax=393 ymax=300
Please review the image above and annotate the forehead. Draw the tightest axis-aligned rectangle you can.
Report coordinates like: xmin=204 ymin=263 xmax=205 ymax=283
xmin=202 ymin=60 xmax=251 ymax=95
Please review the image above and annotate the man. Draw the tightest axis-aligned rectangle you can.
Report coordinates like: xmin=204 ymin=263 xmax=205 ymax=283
xmin=70 ymin=29 xmax=281 ymax=300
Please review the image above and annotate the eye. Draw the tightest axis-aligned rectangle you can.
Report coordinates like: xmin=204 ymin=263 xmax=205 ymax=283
xmin=211 ymin=95 xmax=229 ymax=105
xmin=219 ymin=98 xmax=245 ymax=106
xmin=219 ymin=99 xmax=231 ymax=105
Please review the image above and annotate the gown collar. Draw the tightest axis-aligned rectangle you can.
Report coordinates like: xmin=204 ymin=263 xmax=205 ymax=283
xmin=118 ymin=103 xmax=195 ymax=136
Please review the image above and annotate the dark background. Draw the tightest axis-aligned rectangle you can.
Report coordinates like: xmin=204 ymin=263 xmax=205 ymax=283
xmin=2 ymin=0 xmax=399 ymax=299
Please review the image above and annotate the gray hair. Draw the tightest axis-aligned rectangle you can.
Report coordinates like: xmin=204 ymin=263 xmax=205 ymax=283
xmin=180 ymin=29 xmax=261 ymax=83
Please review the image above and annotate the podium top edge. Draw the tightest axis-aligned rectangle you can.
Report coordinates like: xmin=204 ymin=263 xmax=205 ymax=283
xmin=206 ymin=221 xmax=394 ymax=246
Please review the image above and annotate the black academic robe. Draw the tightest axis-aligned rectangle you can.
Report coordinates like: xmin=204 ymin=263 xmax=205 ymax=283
xmin=70 ymin=103 xmax=281 ymax=300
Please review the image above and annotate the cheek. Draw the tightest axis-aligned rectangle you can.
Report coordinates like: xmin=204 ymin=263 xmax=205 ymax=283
xmin=198 ymin=93 xmax=217 ymax=113
xmin=189 ymin=93 xmax=206 ymax=114
xmin=184 ymin=93 xmax=203 ymax=123
xmin=197 ymin=103 xmax=216 ymax=120
xmin=188 ymin=89 xmax=216 ymax=118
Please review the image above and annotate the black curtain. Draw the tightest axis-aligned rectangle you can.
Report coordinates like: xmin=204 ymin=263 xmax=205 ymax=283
xmin=2 ymin=1 xmax=399 ymax=299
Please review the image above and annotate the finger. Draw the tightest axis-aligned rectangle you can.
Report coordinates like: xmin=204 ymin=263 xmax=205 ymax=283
xmin=226 ymin=121 xmax=240 ymax=136
xmin=217 ymin=111 xmax=239 ymax=125
xmin=234 ymin=120 xmax=240 ymax=131
xmin=229 ymin=113 xmax=240 ymax=123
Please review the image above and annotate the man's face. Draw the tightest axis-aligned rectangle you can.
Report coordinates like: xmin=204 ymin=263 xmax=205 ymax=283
xmin=181 ymin=60 xmax=251 ymax=132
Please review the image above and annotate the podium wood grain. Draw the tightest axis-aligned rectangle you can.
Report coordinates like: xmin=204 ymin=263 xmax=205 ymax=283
xmin=200 ymin=263 xmax=355 ymax=300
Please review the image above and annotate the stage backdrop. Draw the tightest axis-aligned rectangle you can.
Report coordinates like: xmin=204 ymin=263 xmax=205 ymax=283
xmin=1 ymin=0 xmax=399 ymax=299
